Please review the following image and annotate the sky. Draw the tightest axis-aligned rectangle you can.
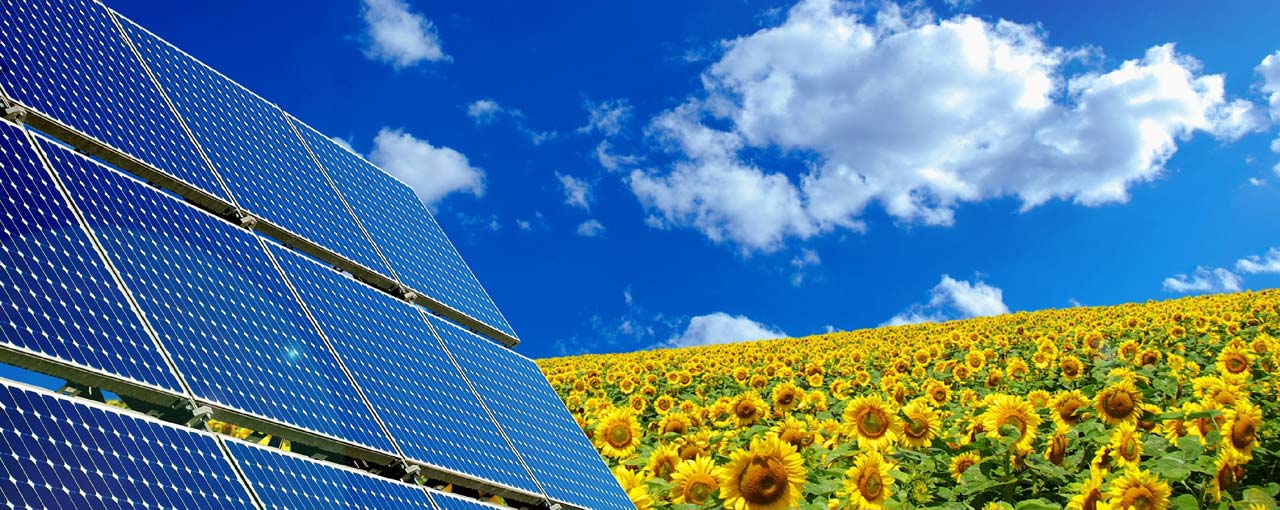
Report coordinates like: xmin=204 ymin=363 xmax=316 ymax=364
xmin=86 ymin=0 xmax=1280 ymax=360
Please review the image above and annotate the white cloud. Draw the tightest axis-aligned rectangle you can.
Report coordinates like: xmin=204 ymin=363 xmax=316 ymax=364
xmin=1236 ymin=247 xmax=1280 ymax=274
xmin=791 ymin=249 xmax=820 ymax=268
xmin=662 ymin=312 xmax=787 ymax=349
xmin=1249 ymin=177 xmax=1266 ymax=186
xmin=1258 ymin=50 xmax=1280 ymax=151
xmin=887 ymin=274 xmax=1009 ymax=325
xmin=369 ymin=128 xmax=484 ymax=206
xmin=576 ymin=219 xmax=606 ymax=237
xmin=595 ymin=140 xmax=641 ymax=172
xmin=578 ymin=99 xmax=633 ymax=136
xmin=1162 ymin=267 xmax=1243 ymax=294
xmin=360 ymin=0 xmax=449 ymax=68
xmin=557 ymin=173 xmax=593 ymax=210
xmin=630 ymin=0 xmax=1260 ymax=252
xmin=1068 ymin=297 xmax=1085 ymax=307
xmin=332 ymin=136 xmax=356 ymax=152
xmin=516 ymin=219 xmax=532 ymax=231
xmin=466 ymin=99 xmax=503 ymax=125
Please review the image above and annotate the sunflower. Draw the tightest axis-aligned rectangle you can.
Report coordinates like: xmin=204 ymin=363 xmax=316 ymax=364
xmin=1108 ymin=422 xmax=1143 ymax=468
xmin=950 ymin=452 xmax=981 ymax=483
xmin=805 ymin=391 xmax=829 ymax=413
xmin=720 ymin=436 xmax=806 ymax=510
xmin=1216 ymin=344 xmax=1254 ymax=376
xmin=734 ymin=391 xmax=769 ymax=428
xmin=831 ymin=380 xmax=852 ymax=400
xmin=899 ymin=401 xmax=941 ymax=449
xmin=1067 ymin=469 xmax=1110 ymax=510
xmin=771 ymin=382 xmax=804 ymax=416
xmin=1095 ymin=380 xmax=1143 ymax=426
xmin=1028 ymin=390 xmax=1052 ymax=409
xmin=655 ymin=395 xmax=677 ymax=415
xmin=981 ymin=394 xmax=1042 ymax=454
xmin=1105 ymin=469 xmax=1170 ymax=510
xmin=594 ymin=409 xmax=643 ymax=459
xmin=629 ymin=394 xmax=648 ymax=413
xmin=1046 ymin=432 xmax=1068 ymax=466
xmin=842 ymin=450 xmax=894 ymax=510
xmin=842 ymin=395 xmax=899 ymax=450
xmin=1208 ymin=449 xmax=1245 ymax=503
xmin=660 ymin=413 xmax=694 ymax=435
xmin=648 ymin=443 xmax=682 ymax=481
xmin=1060 ymin=355 xmax=1085 ymax=381
xmin=772 ymin=415 xmax=816 ymax=449
xmin=672 ymin=456 xmax=721 ymax=506
xmin=618 ymin=378 xmax=637 ymax=394
xmin=614 ymin=466 xmax=655 ymax=510
xmin=733 ymin=367 xmax=751 ymax=384
xmin=926 ymin=381 xmax=952 ymax=405
xmin=1222 ymin=400 xmax=1262 ymax=460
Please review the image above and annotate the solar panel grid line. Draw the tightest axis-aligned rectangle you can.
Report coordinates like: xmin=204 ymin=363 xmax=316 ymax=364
xmin=254 ymin=234 xmax=413 ymax=464
xmin=37 ymin=136 xmax=402 ymax=464
xmin=413 ymin=309 xmax=553 ymax=506
xmin=110 ymin=12 xmax=394 ymax=282
xmin=285 ymin=115 xmax=520 ymax=348
xmin=0 ymin=119 xmax=192 ymax=409
xmin=282 ymin=113 xmax=403 ymax=286
xmin=267 ymin=242 xmax=547 ymax=505
xmin=21 ymin=126 xmax=205 ymax=409
xmin=426 ymin=487 xmax=518 ymax=510
xmin=0 ymin=0 xmax=231 ymax=204
xmin=427 ymin=315 xmax=636 ymax=510
xmin=0 ymin=377 xmax=263 ymax=510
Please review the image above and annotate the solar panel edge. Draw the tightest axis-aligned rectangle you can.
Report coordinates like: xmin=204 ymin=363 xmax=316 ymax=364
xmin=285 ymin=113 xmax=521 ymax=348
xmin=0 ymin=121 xmax=192 ymax=405
xmin=263 ymin=239 xmax=552 ymax=507
xmin=32 ymin=132 xmax=405 ymax=464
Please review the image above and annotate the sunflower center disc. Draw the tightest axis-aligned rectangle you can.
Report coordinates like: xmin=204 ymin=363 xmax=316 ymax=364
xmin=739 ymin=458 xmax=787 ymax=504
xmin=607 ymin=425 xmax=631 ymax=448
xmin=861 ymin=411 xmax=887 ymax=436
xmin=688 ymin=481 xmax=713 ymax=504
xmin=860 ymin=470 xmax=883 ymax=500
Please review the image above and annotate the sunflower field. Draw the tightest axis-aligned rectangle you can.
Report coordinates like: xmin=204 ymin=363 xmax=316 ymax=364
xmin=537 ymin=290 xmax=1280 ymax=510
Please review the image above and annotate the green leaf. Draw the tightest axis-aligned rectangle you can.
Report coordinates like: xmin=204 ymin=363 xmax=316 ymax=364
xmin=1014 ymin=499 xmax=1061 ymax=510
xmin=1169 ymin=493 xmax=1199 ymax=510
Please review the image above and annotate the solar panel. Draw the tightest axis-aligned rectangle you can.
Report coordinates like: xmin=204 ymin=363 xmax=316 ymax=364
xmin=270 ymin=243 xmax=542 ymax=499
xmin=36 ymin=132 xmax=396 ymax=456
xmin=0 ymin=119 xmax=183 ymax=395
xmin=226 ymin=438 xmax=437 ymax=510
xmin=288 ymin=117 xmax=518 ymax=343
xmin=113 ymin=14 xmax=389 ymax=278
xmin=428 ymin=316 xmax=633 ymax=510
xmin=0 ymin=0 xmax=226 ymax=200
xmin=0 ymin=379 xmax=258 ymax=510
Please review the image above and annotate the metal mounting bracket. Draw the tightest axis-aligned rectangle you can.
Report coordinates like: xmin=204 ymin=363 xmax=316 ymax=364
xmin=399 ymin=463 xmax=421 ymax=482
xmin=231 ymin=209 xmax=258 ymax=229
xmin=1 ymin=99 xmax=27 ymax=124
xmin=186 ymin=405 xmax=213 ymax=428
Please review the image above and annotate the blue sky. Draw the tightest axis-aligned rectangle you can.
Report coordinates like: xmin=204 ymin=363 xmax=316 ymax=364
xmin=94 ymin=0 xmax=1280 ymax=359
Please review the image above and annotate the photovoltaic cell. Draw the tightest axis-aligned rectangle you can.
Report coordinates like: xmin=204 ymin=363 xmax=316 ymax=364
xmin=0 ymin=379 xmax=257 ymax=510
xmin=226 ymin=439 xmax=437 ymax=510
xmin=289 ymin=118 xmax=517 ymax=341
xmin=38 ymin=134 xmax=395 ymax=455
xmin=0 ymin=120 xmax=182 ymax=395
xmin=271 ymin=244 xmax=541 ymax=497
xmin=430 ymin=316 xmax=634 ymax=510
xmin=114 ymin=14 xmax=389 ymax=276
xmin=428 ymin=488 xmax=511 ymax=510
xmin=0 ymin=0 xmax=226 ymax=199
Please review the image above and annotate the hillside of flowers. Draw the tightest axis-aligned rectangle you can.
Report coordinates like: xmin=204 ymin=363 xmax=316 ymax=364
xmin=538 ymin=290 xmax=1280 ymax=510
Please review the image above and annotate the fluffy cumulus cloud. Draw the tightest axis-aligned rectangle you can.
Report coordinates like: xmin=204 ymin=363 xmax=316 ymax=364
xmin=887 ymin=275 xmax=1010 ymax=325
xmin=576 ymin=219 xmax=606 ymax=237
xmin=1258 ymin=50 xmax=1280 ymax=154
xmin=1237 ymin=247 xmax=1280 ymax=274
xmin=662 ymin=312 xmax=787 ymax=348
xmin=579 ymin=99 xmax=633 ymax=136
xmin=466 ymin=99 xmax=503 ymax=125
xmin=361 ymin=0 xmax=449 ymax=68
xmin=1162 ymin=267 xmax=1243 ymax=294
xmin=557 ymin=172 xmax=593 ymax=210
xmin=595 ymin=140 xmax=641 ymax=172
xmin=631 ymin=0 xmax=1262 ymax=252
xmin=369 ymin=128 xmax=484 ymax=206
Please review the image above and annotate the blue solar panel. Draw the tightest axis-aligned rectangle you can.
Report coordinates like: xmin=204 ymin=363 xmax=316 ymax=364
xmin=428 ymin=488 xmax=511 ymax=510
xmin=0 ymin=379 xmax=257 ymax=510
xmin=226 ymin=439 xmax=437 ymax=510
xmin=289 ymin=118 xmax=517 ymax=342
xmin=113 ymin=15 xmax=389 ymax=277
xmin=0 ymin=120 xmax=183 ymax=395
xmin=37 ymin=134 xmax=396 ymax=455
xmin=0 ymin=0 xmax=226 ymax=199
xmin=270 ymin=244 xmax=541 ymax=498
xmin=429 ymin=316 xmax=633 ymax=510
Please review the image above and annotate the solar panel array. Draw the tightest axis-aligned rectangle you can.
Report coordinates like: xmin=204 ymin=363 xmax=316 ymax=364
xmin=0 ymin=0 xmax=632 ymax=509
